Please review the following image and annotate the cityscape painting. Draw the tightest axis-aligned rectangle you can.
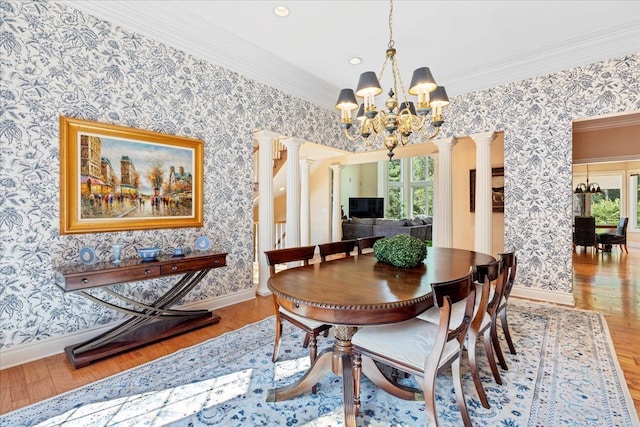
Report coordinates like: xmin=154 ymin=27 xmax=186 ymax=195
xmin=60 ymin=116 xmax=203 ymax=234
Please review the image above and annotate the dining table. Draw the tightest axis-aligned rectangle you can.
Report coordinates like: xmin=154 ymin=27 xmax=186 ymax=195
xmin=266 ymin=247 xmax=495 ymax=426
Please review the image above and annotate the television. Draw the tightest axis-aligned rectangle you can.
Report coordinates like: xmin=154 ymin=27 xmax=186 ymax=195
xmin=348 ymin=197 xmax=384 ymax=219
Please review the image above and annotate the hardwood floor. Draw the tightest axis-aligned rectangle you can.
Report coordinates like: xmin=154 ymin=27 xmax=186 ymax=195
xmin=2 ymin=249 xmax=639 ymax=416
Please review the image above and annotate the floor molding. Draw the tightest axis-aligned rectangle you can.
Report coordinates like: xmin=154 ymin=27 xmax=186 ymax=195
xmin=0 ymin=289 xmax=256 ymax=370
xmin=510 ymin=285 xmax=576 ymax=306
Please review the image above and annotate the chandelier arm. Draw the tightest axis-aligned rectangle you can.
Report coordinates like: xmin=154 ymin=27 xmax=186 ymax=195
xmin=420 ymin=126 xmax=441 ymax=141
xmin=343 ymin=128 xmax=361 ymax=142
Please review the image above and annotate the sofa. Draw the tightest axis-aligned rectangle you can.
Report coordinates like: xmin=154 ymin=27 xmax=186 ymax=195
xmin=342 ymin=216 xmax=433 ymax=242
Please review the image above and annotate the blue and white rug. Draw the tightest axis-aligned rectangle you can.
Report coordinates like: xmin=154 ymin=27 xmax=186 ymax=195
xmin=1 ymin=300 xmax=638 ymax=426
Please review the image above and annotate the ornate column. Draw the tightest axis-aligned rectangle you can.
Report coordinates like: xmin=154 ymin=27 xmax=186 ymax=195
xmin=255 ymin=130 xmax=279 ymax=296
xmin=433 ymin=138 xmax=456 ymax=247
xmin=300 ymin=158 xmax=314 ymax=245
xmin=331 ymin=164 xmax=344 ymax=241
xmin=282 ymin=137 xmax=305 ymax=249
xmin=471 ymin=132 xmax=496 ymax=255
xmin=377 ymin=161 xmax=389 ymax=202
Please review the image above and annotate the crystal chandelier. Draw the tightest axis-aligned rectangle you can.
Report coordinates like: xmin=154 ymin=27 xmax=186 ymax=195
xmin=574 ymin=164 xmax=601 ymax=194
xmin=335 ymin=0 xmax=449 ymax=159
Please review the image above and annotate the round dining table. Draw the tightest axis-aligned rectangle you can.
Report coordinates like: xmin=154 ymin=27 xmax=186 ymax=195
xmin=266 ymin=247 xmax=495 ymax=427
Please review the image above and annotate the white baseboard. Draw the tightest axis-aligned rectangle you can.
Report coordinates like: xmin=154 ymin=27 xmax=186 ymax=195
xmin=0 ymin=289 xmax=256 ymax=370
xmin=510 ymin=285 xmax=575 ymax=306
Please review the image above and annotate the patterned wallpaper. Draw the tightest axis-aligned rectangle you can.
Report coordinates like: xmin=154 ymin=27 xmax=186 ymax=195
xmin=1 ymin=0 xmax=639 ymax=350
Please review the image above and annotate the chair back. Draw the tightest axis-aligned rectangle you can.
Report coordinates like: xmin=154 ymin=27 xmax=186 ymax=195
xmin=356 ymin=235 xmax=385 ymax=255
xmin=430 ymin=270 xmax=476 ymax=349
xmin=616 ymin=217 xmax=629 ymax=236
xmin=264 ymin=246 xmax=316 ymax=276
xmin=498 ymin=251 xmax=517 ymax=301
xmin=573 ymin=216 xmax=596 ymax=247
xmin=476 ymin=259 xmax=504 ymax=311
xmin=318 ymin=240 xmax=356 ymax=262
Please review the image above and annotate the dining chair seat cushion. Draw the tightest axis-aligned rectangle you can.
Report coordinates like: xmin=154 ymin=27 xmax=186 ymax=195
xmin=417 ymin=284 xmax=493 ymax=326
xmin=279 ymin=307 xmax=328 ymax=329
xmin=351 ymin=318 xmax=460 ymax=371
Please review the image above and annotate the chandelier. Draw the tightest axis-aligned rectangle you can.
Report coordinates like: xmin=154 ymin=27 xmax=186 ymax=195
xmin=574 ymin=164 xmax=601 ymax=194
xmin=335 ymin=0 xmax=449 ymax=159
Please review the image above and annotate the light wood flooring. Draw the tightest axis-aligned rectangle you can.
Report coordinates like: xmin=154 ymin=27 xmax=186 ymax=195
xmin=1 ymin=249 xmax=639 ymax=416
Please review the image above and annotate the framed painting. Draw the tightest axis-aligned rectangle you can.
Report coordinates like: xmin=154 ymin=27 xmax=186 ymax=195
xmin=60 ymin=116 xmax=204 ymax=234
xmin=469 ymin=167 xmax=504 ymax=213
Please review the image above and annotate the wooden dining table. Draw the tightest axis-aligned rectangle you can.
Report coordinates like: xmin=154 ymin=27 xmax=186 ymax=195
xmin=266 ymin=247 xmax=495 ymax=426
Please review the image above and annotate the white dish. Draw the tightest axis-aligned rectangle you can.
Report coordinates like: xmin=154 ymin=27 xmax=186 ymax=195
xmin=195 ymin=236 xmax=211 ymax=251
xmin=79 ymin=247 xmax=96 ymax=265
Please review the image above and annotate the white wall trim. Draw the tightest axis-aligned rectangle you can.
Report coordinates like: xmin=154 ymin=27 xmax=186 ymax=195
xmin=0 ymin=289 xmax=256 ymax=370
xmin=510 ymin=285 xmax=575 ymax=306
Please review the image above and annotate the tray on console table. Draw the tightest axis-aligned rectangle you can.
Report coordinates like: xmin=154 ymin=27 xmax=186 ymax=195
xmin=55 ymin=251 xmax=227 ymax=368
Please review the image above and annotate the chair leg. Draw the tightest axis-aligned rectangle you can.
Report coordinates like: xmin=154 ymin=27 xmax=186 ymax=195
xmin=467 ymin=331 xmax=490 ymax=408
xmin=451 ymin=357 xmax=473 ymax=427
xmin=489 ymin=318 xmax=508 ymax=371
xmin=484 ymin=327 xmax=503 ymax=384
xmin=500 ymin=307 xmax=517 ymax=355
xmin=352 ymin=353 xmax=362 ymax=416
xmin=302 ymin=333 xmax=311 ymax=348
xmin=422 ymin=366 xmax=440 ymax=427
xmin=622 ymin=244 xmax=628 ymax=253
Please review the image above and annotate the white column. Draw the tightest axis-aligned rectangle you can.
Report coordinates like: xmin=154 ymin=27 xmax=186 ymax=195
xmin=331 ymin=164 xmax=344 ymax=241
xmin=377 ymin=161 xmax=389 ymax=202
xmin=433 ymin=138 xmax=456 ymax=247
xmin=255 ymin=130 xmax=279 ymax=296
xmin=472 ymin=132 xmax=496 ymax=255
xmin=282 ymin=137 xmax=305 ymax=249
xmin=300 ymin=158 xmax=314 ymax=245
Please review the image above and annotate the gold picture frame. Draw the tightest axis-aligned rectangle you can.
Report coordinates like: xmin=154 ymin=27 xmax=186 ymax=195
xmin=60 ymin=116 xmax=204 ymax=234
xmin=469 ymin=167 xmax=504 ymax=213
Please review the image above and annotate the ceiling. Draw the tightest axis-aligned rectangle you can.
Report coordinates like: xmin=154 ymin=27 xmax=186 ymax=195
xmin=65 ymin=1 xmax=640 ymax=110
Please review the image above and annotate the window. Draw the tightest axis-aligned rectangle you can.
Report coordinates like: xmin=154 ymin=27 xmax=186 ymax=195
xmin=590 ymin=173 xmax=622 ymax=225
xmin=387 ymin=156 xmax=434 ymax=218
xmin=630 ymin=173 xmax=640 ymax=232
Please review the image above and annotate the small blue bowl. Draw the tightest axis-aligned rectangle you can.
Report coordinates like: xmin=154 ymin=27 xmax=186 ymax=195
xmin=137 ymin=247 xmax=160 ymax=261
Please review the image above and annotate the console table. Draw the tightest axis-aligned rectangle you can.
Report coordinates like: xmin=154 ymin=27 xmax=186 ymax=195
xmin=55 ymin=251 xmax=227 ymax=368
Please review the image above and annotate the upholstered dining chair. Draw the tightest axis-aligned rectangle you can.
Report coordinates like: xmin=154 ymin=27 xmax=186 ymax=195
xmin=495 ymin=251 xmax=518 ymax=365
xmin=573 ymin=216 xmax=597 ymax=252
xmin=416 ymin=260 xmax=504 ymax=408
xmin=263 ymin=246 xmax=332 ymax=372
xmin=318 ymin=239 xmax=356 ymax=262
xmin=355 ymin=235 xmax=384 ymax=255
xmin=597 ymin=217 xmax=629 ymax=253
xmin=351 ymin=270 xmax=477 ymax=427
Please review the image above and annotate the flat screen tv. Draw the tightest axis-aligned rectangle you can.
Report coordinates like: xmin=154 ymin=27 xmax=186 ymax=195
xmin=348 ymin=197 xmax=384 ymax=219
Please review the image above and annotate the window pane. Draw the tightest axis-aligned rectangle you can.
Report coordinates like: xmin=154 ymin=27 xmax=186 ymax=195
xmin=411 ymin=157 xmax=426 ymax=182
xmin=636 ymin=177 xmax=640 ymax=227
xmin=388 ymin=159 xmax=401 ymax=182
xmin=591 ymin=188 xmax=620 ymax=225
xmin=388 ymin=187 xmax=403 ymax=218
xmin=427 ymin=156 xmax=434 ymax=181
xmin=412 ymin=187 xmax=426 ymax=216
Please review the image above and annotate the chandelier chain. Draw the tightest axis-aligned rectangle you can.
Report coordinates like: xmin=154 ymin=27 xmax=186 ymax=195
xmin=388 ymin=0 xmax=395 ymax=49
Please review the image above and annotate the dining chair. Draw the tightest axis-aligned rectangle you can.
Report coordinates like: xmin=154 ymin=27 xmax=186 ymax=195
xmin=416 ymin=260 xmax=504 ymax=408
xmin=318 ymin=239 xmax=357 ymax=262
xmin=597 ymin=217 xmax=629 ymax=253
xmin=573 ymin=216 xmax=597 ymax=252
xmin=355 ymin=235 xmax=385 ymax=255
xmin=263 ymin=246 xmax=332 ymax=371
xmin=351 ymin=270 xmax=476 ymax=427
xmin=496 ymin=251 xmax=518 ymax=364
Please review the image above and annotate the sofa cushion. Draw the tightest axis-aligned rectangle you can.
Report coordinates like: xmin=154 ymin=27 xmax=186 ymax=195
xmin=351 ymin=217 xmax=376 ymax=225
xmin=406 ymin=218 xmax=423 ymax=226
xmin=374 ymin=218 xmax=407 ymax=227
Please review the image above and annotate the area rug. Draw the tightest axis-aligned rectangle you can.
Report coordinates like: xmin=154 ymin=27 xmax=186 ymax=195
xmin=2 ymin=300 xmax=638 ymax=427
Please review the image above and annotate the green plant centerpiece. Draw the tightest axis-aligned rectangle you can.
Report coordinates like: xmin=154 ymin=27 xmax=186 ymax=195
xmin=373 ymin=234 xmax=427 ymax=268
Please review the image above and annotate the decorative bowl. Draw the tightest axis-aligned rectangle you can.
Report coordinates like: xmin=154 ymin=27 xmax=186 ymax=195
xmin=137 ymin=247 xmax=160 ymax=261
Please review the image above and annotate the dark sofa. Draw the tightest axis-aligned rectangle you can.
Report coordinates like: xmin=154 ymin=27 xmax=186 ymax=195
xmin=342 ymin=217 xmax=432 ymax=242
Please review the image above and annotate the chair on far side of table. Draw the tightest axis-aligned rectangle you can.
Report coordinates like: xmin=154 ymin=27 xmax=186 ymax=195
xmin=495 ymin=251 xmax=518 ymax=366
xmin=264 ymin=246 xmax=332 ymax=374
xmin=319 ymin=239 xmax=357 ymax=262
xmin=356 ymin=235 xmax=385 ymax=255
xmin=598 ymin=217 xmax=628 ymax=253
xmin=573 ymin=216 xmax=597 ymax=252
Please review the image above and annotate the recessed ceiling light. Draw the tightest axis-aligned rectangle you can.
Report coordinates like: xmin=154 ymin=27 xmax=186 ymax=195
xmin=349 ymin=57 xmax=362 ymax=65
xmin=274 ymin=6 xmax=290 ymax=17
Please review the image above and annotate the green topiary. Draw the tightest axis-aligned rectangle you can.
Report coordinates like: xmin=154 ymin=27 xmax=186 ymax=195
xmin=373 ymin=234 xmax=427 ymax=268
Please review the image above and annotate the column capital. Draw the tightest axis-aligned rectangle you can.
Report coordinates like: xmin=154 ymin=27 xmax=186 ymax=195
xmin=301 ymin=158 xmax=315 ymax=167
xmin=281 ymin=137 xmax=306 ymax=149
xmin=330 ymin=163 xmax=344 ymax=171
xmin=253 ymin=129 xmax=282 ymax=141
xmin=433 ymin=137 xmax=457 ymax=151
xmin=469 ymin=131 xmax=497 ymax=146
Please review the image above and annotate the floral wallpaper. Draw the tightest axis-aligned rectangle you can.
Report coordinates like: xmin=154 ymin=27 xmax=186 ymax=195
xmin=0 ymin=0 xmax=345 ymax=350
xmin=1 ymin=0 xmax=639 ymax=352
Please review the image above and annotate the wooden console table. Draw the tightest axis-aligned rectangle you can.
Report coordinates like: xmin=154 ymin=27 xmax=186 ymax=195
xmin=55 ymin=251 xmax=227 ymax=368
